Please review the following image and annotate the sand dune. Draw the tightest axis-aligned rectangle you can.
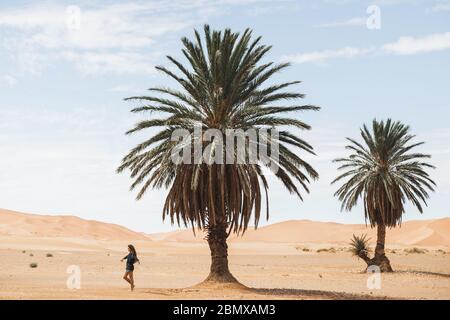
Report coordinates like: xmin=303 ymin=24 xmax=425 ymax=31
xmin=1 ymin=208 xmax=449 ymax=246
xmin=0 ymin=209 xmax=148 ymax=240
xmin=148 ymin=218 xmax=450 ymax=247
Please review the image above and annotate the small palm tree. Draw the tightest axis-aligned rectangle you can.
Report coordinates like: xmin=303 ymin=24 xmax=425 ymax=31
xmin=332 ymin=119 xmax=435 ymax=272
xmin=349 ymin=234 xmax=371 ymax=264
xmin=118 ymin=25 xmax=319 ymax=284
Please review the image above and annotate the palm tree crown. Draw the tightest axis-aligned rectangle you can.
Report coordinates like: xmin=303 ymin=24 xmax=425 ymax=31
xmin=332 ymin=119 xmax=435 ymax=227
xmin=118 ymin=25 xmax=319 ymax=235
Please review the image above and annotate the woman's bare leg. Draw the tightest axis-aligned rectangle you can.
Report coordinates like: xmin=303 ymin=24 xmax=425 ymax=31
xmin=129 ymin=271 xmax=135 ymax=291
xmin=123 ymin=272 xmax=131 ymax=285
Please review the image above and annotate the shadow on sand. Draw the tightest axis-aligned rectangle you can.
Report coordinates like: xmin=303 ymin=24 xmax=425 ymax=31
xmin=252 ymin=288 xmax=389 ymax=300
xmin=395 ymin=270 xmax=450 ymax=278
xmin=143 ymin=286 xmax=390 ymax=300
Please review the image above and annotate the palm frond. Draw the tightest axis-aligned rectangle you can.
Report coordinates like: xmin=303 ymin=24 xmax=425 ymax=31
xmin=118 ymin=25 xmax=319 ymax=235
xmin=349 ymin=234 xmax=371 ymax=257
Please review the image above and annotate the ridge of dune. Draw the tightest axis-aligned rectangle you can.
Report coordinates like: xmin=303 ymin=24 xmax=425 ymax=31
xmin=0 ymin=208 xmax=149 ymax=241
xmin=147 ymin=218 xmax=450 ymax=247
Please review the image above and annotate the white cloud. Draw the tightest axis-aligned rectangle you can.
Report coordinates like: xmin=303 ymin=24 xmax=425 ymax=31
xmin=322 ymin=0 xmax=355 ymax=4
xmin=0 ymin=3 xmax=193 ymax=50
xmin=316 ymin=17 xmax=366 ymax=28
xmin=108 ymin=85 xmax=146 ymax=93
xmin=372 ymin=0 xmax=419 ymax=5
xmin=0 ymin=1 xmax=281 ymax=76
xmin=431 ymin=2 xmax=450 ymax=11
xmin=281 ymin=47 xmax=374 ymax=64
xmin=0 ymin=2 xmax=192 ymax=75
xmin=382 ymin=32 xmax=450 ymax=55
xmin=3 ymin=38 xmax=49 ymax=75
xmin=322 ymin=0 xmax=419 ymax=5
xmin=244 ymin=1 xmax=300 ymax=16
xmin=0 ymin=75 xmax=18 ymax=87
xmin=283 ymin=31 xmax=450 ymax=64
xmin=63 ymin=51 xmax=157 ymax=75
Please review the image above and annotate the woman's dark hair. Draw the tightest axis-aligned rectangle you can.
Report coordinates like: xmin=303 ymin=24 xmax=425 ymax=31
xmin=128 ymin=244 xmax=137 ymax=258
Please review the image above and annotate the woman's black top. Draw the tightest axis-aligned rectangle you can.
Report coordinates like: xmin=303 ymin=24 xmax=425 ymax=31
xmin=123 ymin=253 xmax=138 ymax=271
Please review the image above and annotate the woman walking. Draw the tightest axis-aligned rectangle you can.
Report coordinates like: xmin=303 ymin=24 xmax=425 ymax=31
xmin=121 ymin=244 xmax=140 ymax=291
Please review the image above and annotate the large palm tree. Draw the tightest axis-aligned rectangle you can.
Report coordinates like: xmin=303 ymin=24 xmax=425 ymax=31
xmin=117 ymin=25 xmax=319 ymax=284
xmin=332 ymin=119 xmax=435 ymax=272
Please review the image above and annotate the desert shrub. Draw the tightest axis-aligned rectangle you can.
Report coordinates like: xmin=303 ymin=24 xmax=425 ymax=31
xmin=302 ymin=248 xmax=310 ymax=252
xmin=29 ymin=263 xmax=38 ymax=268
xmin=29 ymin=253 xmax=34 ymax=257
xmin=46 ymin=253 xmax=53 ymax=257
xmin=404 ymin=247 xmax=427 ymax=254
xmin=317 ymin=248 xmax=336 ymax=253
xmin=22 ymin=250 xmax=26 ymax=254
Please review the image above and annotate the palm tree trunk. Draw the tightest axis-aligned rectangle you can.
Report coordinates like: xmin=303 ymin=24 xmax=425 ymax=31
xmin=358 ymin=251 xmax=372 ymax=265
xmin=203 ymin=222 xmax=238 ymax=283
xmin=370 ymin=224 xmax=393 ymax=272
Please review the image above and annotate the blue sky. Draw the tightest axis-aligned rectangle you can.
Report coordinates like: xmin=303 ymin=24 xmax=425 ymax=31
xmin=0 ymin=0 xmax=449 ymax=233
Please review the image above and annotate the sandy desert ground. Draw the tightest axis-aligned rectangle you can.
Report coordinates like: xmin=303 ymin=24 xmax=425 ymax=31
xmin=0 ymin=209 xmax=449 ymax=300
